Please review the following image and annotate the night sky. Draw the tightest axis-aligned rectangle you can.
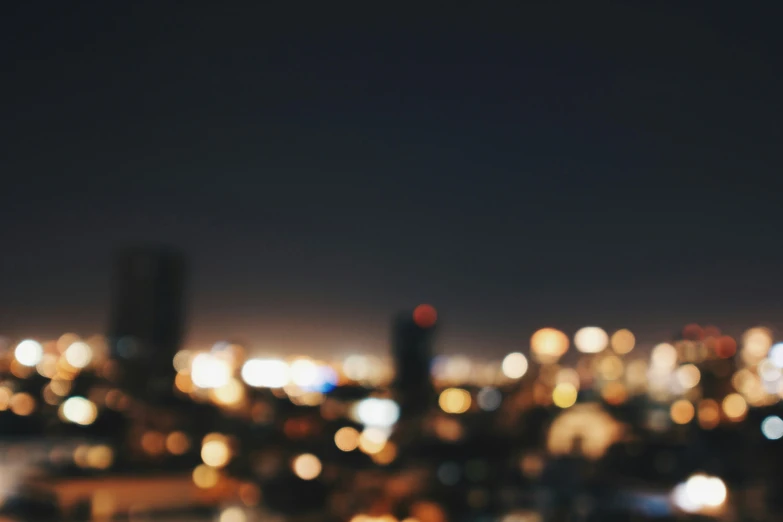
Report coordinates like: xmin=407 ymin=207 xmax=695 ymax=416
xmin=2 ymin=3 xmax=782 ymax=356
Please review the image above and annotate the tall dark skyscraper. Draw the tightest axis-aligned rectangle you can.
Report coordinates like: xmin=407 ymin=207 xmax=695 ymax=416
xmin=108 ymin=246 xmax=187 ymax=397
xmin=391 ymin=304 xmax=437 ymax=418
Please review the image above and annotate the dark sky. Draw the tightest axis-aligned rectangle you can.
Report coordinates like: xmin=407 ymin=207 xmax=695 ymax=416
xmin=2 ymin=3 xmax=782 ymax=356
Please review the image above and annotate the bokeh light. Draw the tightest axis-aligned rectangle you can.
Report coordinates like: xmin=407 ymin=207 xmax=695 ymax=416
xmin=610 ymin=329 xmax=635 ymax=355
xmin=14 ymin=339 xmax=43 ymax=367
xmin=501 ymin=352 xmax=528 ymax=379
xmin=530 ymin=328 xmax=569 ymax=364
xmin=192 ymin=464 xmax=219 ymax=488
xmin=761 ymin=415 xmax=783 ymax=440
xmin=60 ymin=396 xmax=98 ymax=425
xmin=292 ymin=453 xmax=322 ymax=480
xmin=241 ymin=358 xmax=290 ymax=388
xmin=552 ymin=383 xmax=578 ymax=408
xmin=439 ymin=388 xmax=471 ymax=414
xmin=676 ymin=364 xmax=701 ymax=389
xmin=201 ymin=438 xmax=231 ymax=468
xmin=670 ymin=400 xmax=695 ymax=425
xmin=574 ymin=327 xmax=608 ymax=354
xmin=413 ymin=304 xmax=438 ymax=329
xmin=191 ymin=353 xmax=231 ymax=389
xmin=334 ymin=426 xmax=360 ymax=452
xmin=64 ymin=341 xmax=93 ymax=369
xmin=722 ymin=393 xmax=748 ymax=421
xmin=354 ymin=398 xmax=400 ymax=428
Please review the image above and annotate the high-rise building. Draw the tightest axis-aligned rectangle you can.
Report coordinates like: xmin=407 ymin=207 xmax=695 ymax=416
xmin=391 ymin=304 xmax=437 ymax=418
xmin=107 ymin=246 xmax=187 ymax=397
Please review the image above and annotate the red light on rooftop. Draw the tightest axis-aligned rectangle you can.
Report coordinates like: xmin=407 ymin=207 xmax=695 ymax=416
xmin=413 ymin=304 xmax=437 ymax=329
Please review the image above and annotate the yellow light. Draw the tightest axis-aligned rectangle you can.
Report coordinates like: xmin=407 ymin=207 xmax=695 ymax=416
xmin=676 ymin=364 xmax=701 ymax=389
xmin=64 ymin=341 xmax=93 ymax=369
xmin=219 ymin=507 xmax=246 ymax=522
xmin=438 ymin=388 xmax=471 ymax=414
xmin=192 ymin=464 xmax=219 ymax=488
xmin=10 ymin=393 xmax=36 ymax=416
xmin=201 ymin=439 xmax=231 ymax=468
xmin=358 ymin=427 xmax=388 ymax=455
xmin=611 ymin=329 xmax=635 ymax=355
xmin=292 ymin=453 xmax=322 ymax=480
xmin=670 ymin=399 xmax=695 ymax=424
xmin=574 ymin=327 xmax=609 ymax=354
xmin=60 ymin=397 xmax=97 ymax=425
xmin=166 ymin=431 xmax=191 ymax=455
xmin=334 ymin=426 xmax=360 ymax=452
xmin=552 ymin=383 xmax=578 ymax=408
xmin=530 ymin=328 xmax=569 ymax=364
xmin=86 ymin=445 xmax=114 ymax=469
xmin=722 ymin=393 xmax=747 ymax=421
xmin=501 ymin=352 xmax=528 ymax=379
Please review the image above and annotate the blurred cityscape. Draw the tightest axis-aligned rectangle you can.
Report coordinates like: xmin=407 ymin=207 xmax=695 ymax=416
xmin=1 ymin=247 xmax=782 ymax=522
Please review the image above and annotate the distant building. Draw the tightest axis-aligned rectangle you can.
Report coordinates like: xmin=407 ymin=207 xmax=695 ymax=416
xmin=107 ymin=246 xmax=187 ymax=397
xmin=391 ymin=304 xmax=437 ymax=418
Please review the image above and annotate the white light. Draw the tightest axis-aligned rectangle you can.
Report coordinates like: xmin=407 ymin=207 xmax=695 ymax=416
xmin=758 ymin=359 xmax=781 ymax=382
xmin=501 ymin=352 xmax=528 ymax=379
xmin=191 ymin=353 xmax=231 ymax=389
xmin=241 ymin=359 xmax=290 ymax=388
xmin=651 ymin=343 xmax=678 ymax=371
xmin=701 ymin=477 xmax=727 ymax=508
xmin=61 ymin=397 xmax=98 ymax=425
xmin=354 ymin=398 xmax=400 ymax=428
xmin=762 ymin=415 xmax=783 ymax=440
xmin=672 ymin=483 xmax=700 ymax=513
xmin=64 ymin=341 xmax=93 ymax=369
xmin=290 ymin=359 xmax=319 ymax=388
xmin=14 ymin=340 xmax=43 ymax=367
xmin=770 ymin=343 xmax=783 ymax=368
xmin=574 ymin=327 xmax=609 ymax=354
xmin=675 ymin=474 xmax=727 ymax=513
